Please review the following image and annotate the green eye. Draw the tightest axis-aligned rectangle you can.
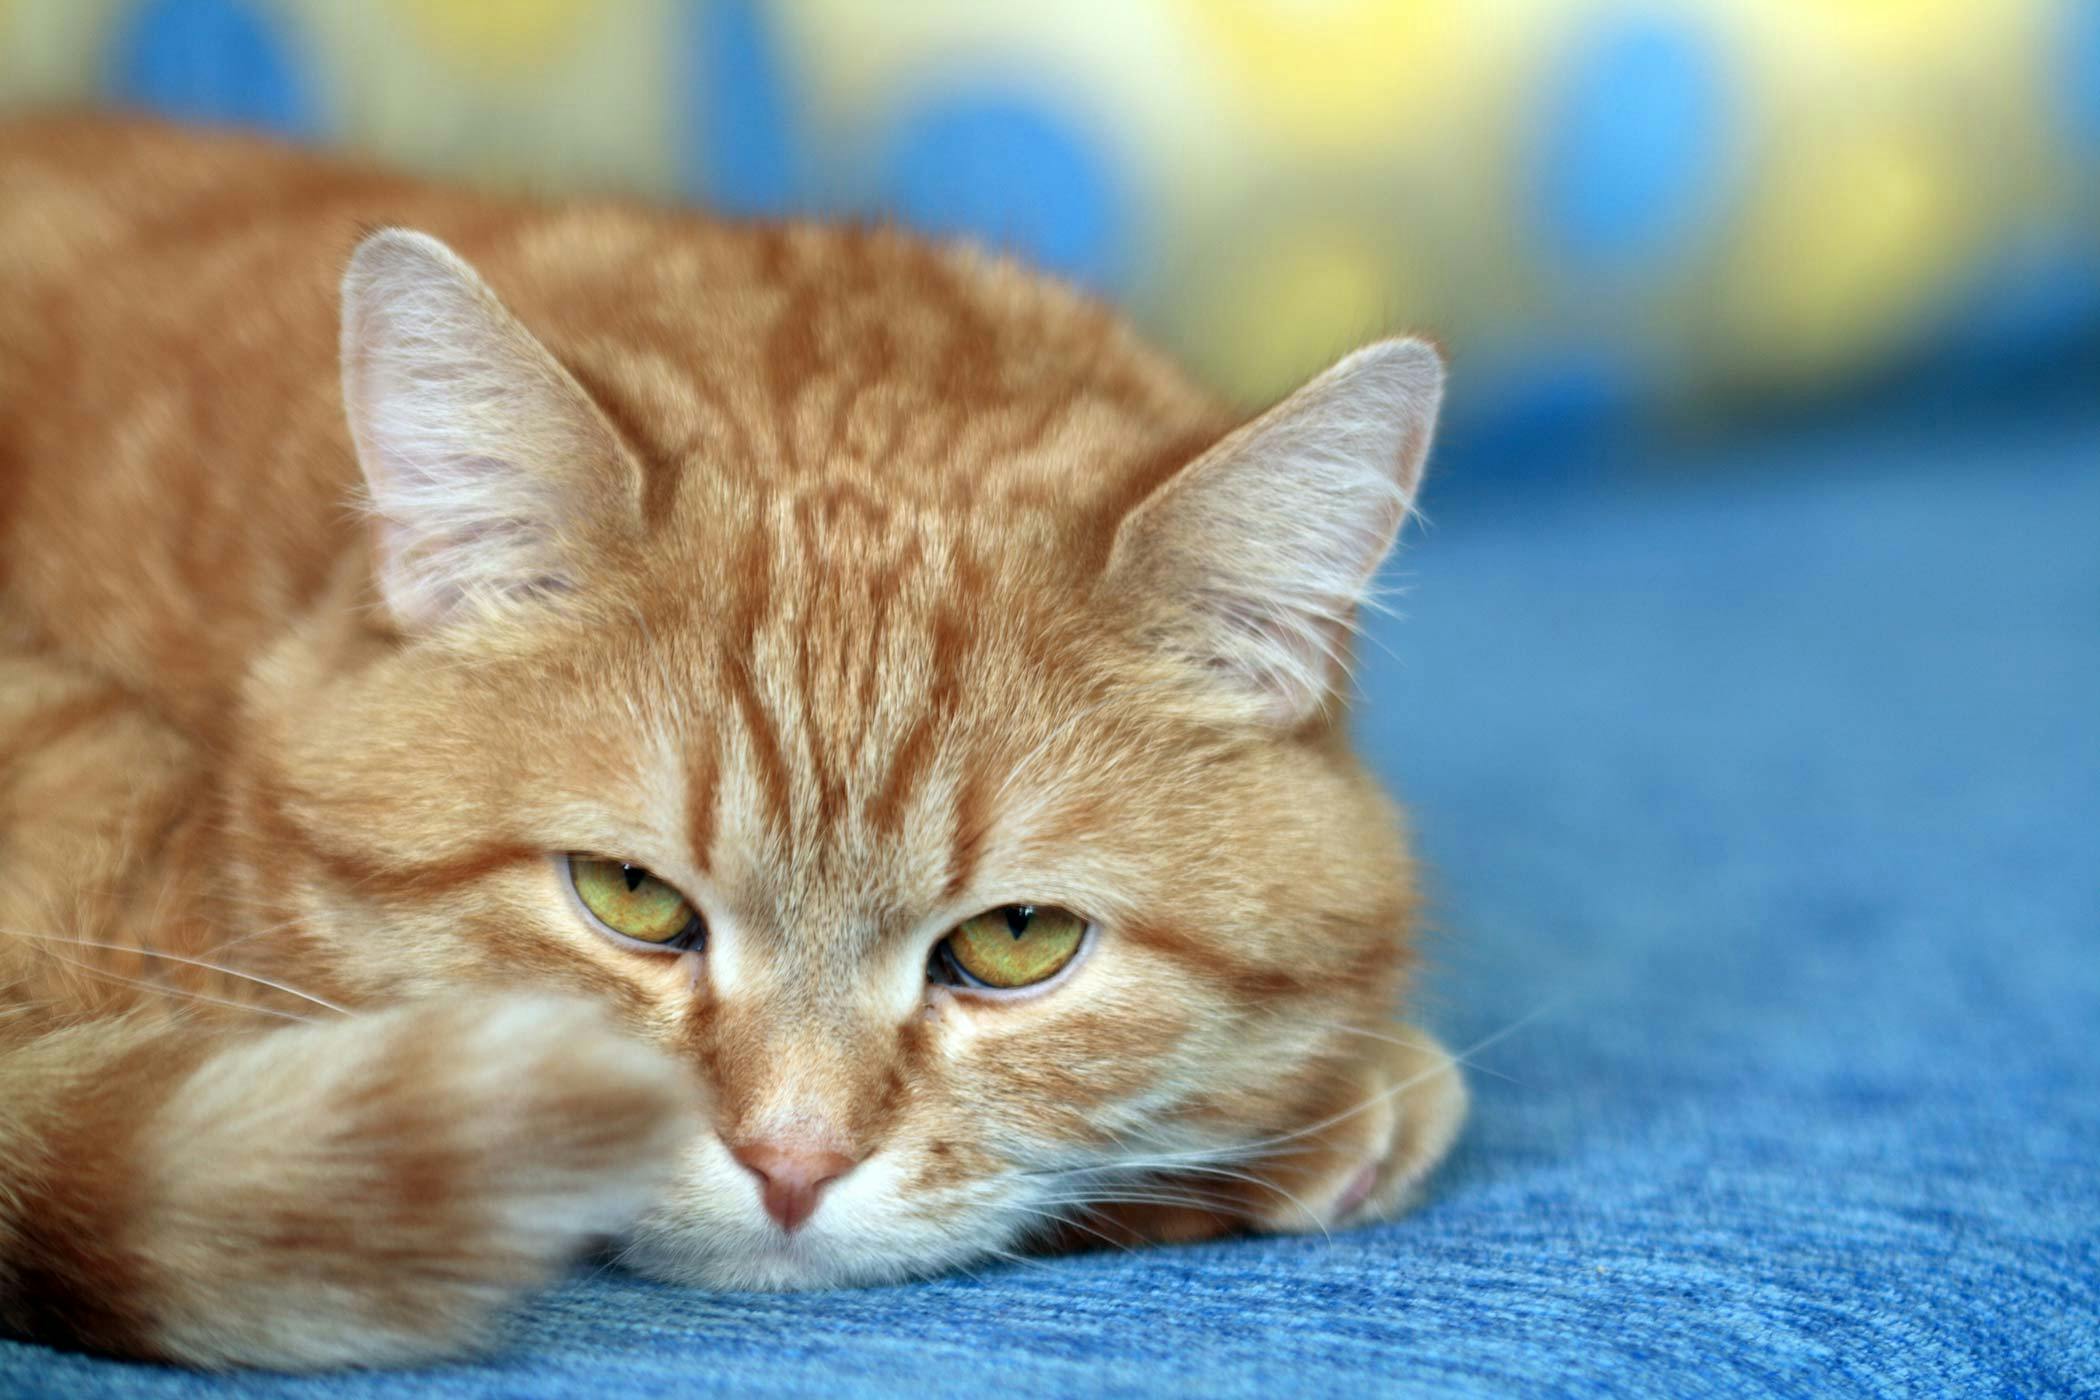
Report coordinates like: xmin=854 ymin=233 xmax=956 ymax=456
xmin=567 ymin=855 xmax=704 ymax=948
xmin=937 ymin=905 xmax=1088 ymax=990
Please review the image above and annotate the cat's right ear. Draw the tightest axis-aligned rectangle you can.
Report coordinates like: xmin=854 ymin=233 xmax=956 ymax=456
xmin=1103 ymin=337 xmax=1443 ymax=726
xmin=340 ymin=228 xmax=641 ymax=631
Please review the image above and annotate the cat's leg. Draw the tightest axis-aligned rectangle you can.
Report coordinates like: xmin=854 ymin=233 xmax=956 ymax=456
xmin=0 ymin=643 xmax=707 ymax=1368
xmin=1245 ymin=1023 xmax=1469 ymax=1233
xmin=1069 ymin=1026 xmax=1467 ymax=1247
xmin=0 ymin=994 xmax=700 ymax=1369
xmin=0 ymin=642 xmax=198 ymax=950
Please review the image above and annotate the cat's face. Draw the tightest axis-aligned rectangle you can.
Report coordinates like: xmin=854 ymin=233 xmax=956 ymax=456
xmin=239 ymin=229 xmax=1443 ymax=1287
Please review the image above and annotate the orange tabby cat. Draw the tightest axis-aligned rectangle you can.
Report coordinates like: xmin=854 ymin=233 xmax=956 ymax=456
xmin=0 ymin=116 xmax=1465 ymax=1370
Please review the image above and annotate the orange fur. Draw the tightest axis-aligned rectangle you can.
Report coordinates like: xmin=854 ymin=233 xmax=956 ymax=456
xmin=0 ymin=116 xmax=1464 ymax=1369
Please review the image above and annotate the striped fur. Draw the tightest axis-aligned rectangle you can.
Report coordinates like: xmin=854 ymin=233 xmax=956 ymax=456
xmin=0 ymin=117 xmax=1463 ymax=1368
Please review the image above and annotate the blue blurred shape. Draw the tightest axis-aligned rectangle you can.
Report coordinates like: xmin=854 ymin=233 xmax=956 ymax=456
xmin=1949 ymin=239 xmax=2100 ymax=361
xmin=104 ymin=0 xmax=320 ymax=139
xmin=2065 ymin=0 xmax=2100 ymax=151
xmin=1535 ymin=18 xmax=1730 ymax=270
xmin=879 ymin=92 xmax=1125 ymax=290
xmin=683 ymin=0 xmax=801 ymax=215
xmin=1443 ymin=351 xmax=1640 ymax=481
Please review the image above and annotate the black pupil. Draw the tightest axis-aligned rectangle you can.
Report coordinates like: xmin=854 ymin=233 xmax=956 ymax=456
xmin=1003 ymin=905 xmax=1034 ymax=939
xmin=622 ymin=864 xmax=645 ymax=892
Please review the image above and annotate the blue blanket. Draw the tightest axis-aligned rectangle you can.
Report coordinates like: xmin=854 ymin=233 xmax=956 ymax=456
xmin=7 ymin=400 xmax=2096 ymax=1397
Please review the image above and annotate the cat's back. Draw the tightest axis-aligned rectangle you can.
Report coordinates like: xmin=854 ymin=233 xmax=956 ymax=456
xmin=0 ymin=117 xmax=461 ymax=705
xmin=0 ymin=117 xmax=1227 ymax=717
xmin=0 ymin=116 xmax=418 ymax=409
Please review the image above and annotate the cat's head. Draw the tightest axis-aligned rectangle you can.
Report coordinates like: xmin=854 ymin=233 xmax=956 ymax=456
xmin=240 ymin=225 xmax=1447 ymax=1287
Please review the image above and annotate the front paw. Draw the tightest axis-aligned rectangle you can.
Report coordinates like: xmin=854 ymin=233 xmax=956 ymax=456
xmin=1248 ymin=1022 xmax=1468 ymax=1235
xmin=139 ymin=995 xmax=701 ymax=1370
xmin=1062 ymin=1023 xmax=1467 ymax=1250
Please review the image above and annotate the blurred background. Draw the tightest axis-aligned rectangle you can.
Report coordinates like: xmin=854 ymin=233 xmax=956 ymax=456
xmin=2 ymin=0 xmax=2096 ymax=482
xmin=2 ymin=9 xmax=2096 ymax=1389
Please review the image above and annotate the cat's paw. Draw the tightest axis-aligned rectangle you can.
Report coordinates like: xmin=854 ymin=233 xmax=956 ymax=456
xmin=1248 ymin=1023 xmax=1468 ymax=1235
xmin=137 ymin=994 xmax=701 ymax=1370
xmin=1060 ymin=1024 xmax=1466 ymax=1250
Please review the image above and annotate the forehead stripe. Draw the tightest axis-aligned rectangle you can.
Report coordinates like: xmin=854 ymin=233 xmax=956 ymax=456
xmin=943 ymin=760 xmax=988 ymax=902
xmin=866 ymin=603 xmax=967 ymax=838
xmin=726 ymin=658 xmax=793 ymax=841
xmin=684 ymin=721 xmax=721 ymax=875
xmin=246 ymin=762 xmax=538 ymax=899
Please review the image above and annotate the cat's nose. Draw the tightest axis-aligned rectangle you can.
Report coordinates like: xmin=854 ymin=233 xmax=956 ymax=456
xmin=728 ymin=1139 xmax=858 ymax=1233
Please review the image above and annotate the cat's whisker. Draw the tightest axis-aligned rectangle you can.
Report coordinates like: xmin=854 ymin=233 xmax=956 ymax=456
xmin=578 ymin=1240 xmax=642 ymax=1286
xmin=1317 ymin=1019 xmax=1526 ymax=1088
xmin=1054 ymin=1000 xmax=1561 ymax=1185
xmin=0 ymin=927 xmax=350 ymax=1016
xmin=29 ymin=947 xmax=314 ymax=1024
xmin=200 ymin=912 xmax=317 ymax=954
xmin=28 ymin=881 xmax=313 ymax=957
xmin=1130 ymin=1160 xmax=1283 ymax=1191
xmin=1205 ymin=999 xmax=1565 ymax=1162
xmin=1084 ymin=1160 xmax=1331 ymax=1239
xmin=1019 ymin=1154 xmax=1295 ymax=1222
xmin=999 ymin=1203 xmax=1144 ymax=1257
xmin=1031 ymin=1193 xmax=1239 ymax=1215
xmin=983 ymin=1242 xmax=1080 ymax=1277
xmin=1028 ymin=1175 xmax=1245 ymax=1204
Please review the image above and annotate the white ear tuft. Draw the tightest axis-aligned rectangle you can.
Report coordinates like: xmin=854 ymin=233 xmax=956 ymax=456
xmin=1106 ymin=337 xmax=1444 ymax=724
xmin=340 ymin=228 xmax=638 ymax=630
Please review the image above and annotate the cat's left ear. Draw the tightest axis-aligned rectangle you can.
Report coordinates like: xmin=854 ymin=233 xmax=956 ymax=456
xmin=340 ymin=228 xmax=642 ymax=631
xmin=1104 ymin=337 xmax=1443 ymax=725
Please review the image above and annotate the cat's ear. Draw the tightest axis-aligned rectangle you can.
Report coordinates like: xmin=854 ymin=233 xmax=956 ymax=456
xmin=340 ymin=228 xmax=640 ymax=630
xmin=1105 ymin=337 xmax=1443 ymax=725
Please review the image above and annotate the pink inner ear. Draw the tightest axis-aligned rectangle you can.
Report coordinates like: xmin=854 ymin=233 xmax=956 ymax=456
xmin=342 ymin=229 xmax=638 ymax=629
xmin=1186 ymin=586 xmax=1342 ymax=699
xmin=1109 ymin=339 xmax=1441 ymax=724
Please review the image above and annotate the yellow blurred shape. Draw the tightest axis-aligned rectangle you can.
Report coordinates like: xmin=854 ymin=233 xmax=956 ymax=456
xmin=1723 ymin=133 xmax=1975 ymax=380
xmin=1183 ymin=231 xmax=1416 ymax=403
xmin=386 ymin=0 xmax=596 ymax=76
xmin=1777 ymin=0 xmax=2027 ymax=64
xmin=0 ymin=0 xmax=129 ymax=95
xmin=1175 ymin=0 xmax=1471 ymax=147
xmin=306 ymin=1 xmax=674 ymax=194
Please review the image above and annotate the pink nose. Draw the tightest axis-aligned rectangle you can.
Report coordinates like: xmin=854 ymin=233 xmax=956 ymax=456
xmin=729 ymin=1140 xmax=858 ymax=1233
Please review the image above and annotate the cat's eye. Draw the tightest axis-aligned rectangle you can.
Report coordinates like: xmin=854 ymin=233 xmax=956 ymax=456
xmin=566 ymin=855 xmax=705 ymax=950
xmin=933 ymin=905 xmax=1088 ymax=991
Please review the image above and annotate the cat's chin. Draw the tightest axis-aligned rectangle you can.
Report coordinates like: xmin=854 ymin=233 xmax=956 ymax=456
xmin=613 ymin=1138 xmax=1031 ymax=1293
xmin=615 ymin=1221 xmax=985 ymax=1294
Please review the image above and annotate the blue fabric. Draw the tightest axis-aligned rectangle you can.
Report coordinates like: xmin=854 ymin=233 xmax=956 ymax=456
xmin=4 ymin=401 xmax=2095 ymax=1397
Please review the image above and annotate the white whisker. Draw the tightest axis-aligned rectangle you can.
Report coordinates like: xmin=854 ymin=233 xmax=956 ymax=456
xmin=32 ymin=948 xmax=312 ymax=1024
xmin=1321 ymin=1019 xmax=1526 ymax=1087
xmin=0 ymin=927 xmax=349 ymax=1015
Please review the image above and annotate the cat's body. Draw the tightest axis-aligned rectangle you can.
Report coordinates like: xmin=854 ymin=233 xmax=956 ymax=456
xmin=0 ymin=117 xmax=1464 ymax=1370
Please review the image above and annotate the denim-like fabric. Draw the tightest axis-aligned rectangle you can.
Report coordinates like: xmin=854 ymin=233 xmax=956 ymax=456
xmin=4 ymin=403 xmax=2095 ymax=1397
